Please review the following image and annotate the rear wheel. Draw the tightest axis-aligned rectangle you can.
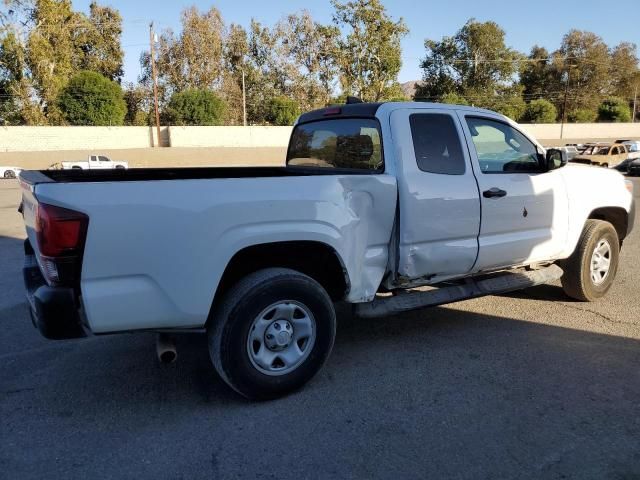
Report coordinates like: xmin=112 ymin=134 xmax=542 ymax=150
xmin=3 ymin=170 xmax=15 ymax=179
xmin=208 ymin=268 xmax=336 ymax=400
xmin=561 ymin=220 xmax=619 ymax=301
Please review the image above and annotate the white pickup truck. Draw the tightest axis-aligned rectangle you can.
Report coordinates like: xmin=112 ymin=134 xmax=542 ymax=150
xmin=19 ymin=101 xmax=635 ymax=400
xmin=62 ymin=155 xmax=128 ymax=170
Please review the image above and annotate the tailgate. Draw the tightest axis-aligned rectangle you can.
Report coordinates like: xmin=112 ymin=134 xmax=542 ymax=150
xmin=19 ymin=178 xmax=41 ymax=257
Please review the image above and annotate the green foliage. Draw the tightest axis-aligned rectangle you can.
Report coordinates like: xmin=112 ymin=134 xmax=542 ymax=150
xmin=416 ymin=19 xmax=521 ymax=102
xmin=522 ymin=99 xmax=558 ymax=123
xmin=164 ymin=89 xmax=225 ymax=126
xmin=1 ymin=0 xmax=124 ymax=124
xmin=597 ymin=97 xmax=631 ymax=122
xmin=265 ymin=97 xmax=300 ymax=126
xmin=568 ymin=108 xmax=597 ymax=123
xmin=488 ymin=92 xmax=526 ymax=121
xmin=332 ymin=0 xmax=408 ymax=101
xmin=123 ymin=84 xmax=150 ymax=126
xmin=57 ymin=71 xmax=126 ymax=125
xmin=439 ymin=92 xmax=469 ymax=106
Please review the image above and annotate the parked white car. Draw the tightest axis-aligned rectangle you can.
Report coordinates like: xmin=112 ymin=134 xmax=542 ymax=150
xmin=61 ymin=155 xmax=128 ymax=170
xmin=0 ymin=166 xmax=22 ymax=179
xmin=19 ymin=101 xmax=635 ymax=400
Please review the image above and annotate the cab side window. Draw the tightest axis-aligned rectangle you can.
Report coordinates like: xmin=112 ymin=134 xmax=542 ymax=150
xmin=409 ymin=113 xmax=465 ymax=175
xmin=466 ymin=117 xmax=542 ymax=173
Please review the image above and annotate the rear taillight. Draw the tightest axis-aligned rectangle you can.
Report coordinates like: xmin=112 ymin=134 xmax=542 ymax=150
xmin=35 ymin=203 xmax=88 ymax=287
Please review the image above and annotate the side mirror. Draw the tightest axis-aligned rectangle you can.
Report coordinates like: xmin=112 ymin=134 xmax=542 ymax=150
xmin=545 ymin=148 xmax=568 ymax=171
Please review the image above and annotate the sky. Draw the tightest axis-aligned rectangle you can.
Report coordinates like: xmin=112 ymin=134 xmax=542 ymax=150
xmin=72 ymin=0 xmax=640 ymax=85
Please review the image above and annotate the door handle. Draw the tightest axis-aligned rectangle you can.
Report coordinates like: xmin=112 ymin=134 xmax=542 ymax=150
xmin=483 ymin=188 xmax=507 ymax=199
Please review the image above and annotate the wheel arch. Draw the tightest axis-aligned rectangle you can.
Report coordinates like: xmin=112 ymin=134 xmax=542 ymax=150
xmin=588 ymin=206 xmax=629 ymax=242
xmin=210 ymin=240 xmax=351 ymax=320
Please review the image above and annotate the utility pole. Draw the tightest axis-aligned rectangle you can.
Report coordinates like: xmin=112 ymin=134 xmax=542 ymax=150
xmin=149 ymin=22 xmax=162 ymax=147
xmin=242 ymin=69 xmax=247 ymax=127
xmin=633 ymin=83 xmax=638 ymax=123
xmin=560 ymin=65 xmax=575 ymax=140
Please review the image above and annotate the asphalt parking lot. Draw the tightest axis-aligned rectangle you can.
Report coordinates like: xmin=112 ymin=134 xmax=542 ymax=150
xmin=1 ymin=178 xmax=639 ymax=480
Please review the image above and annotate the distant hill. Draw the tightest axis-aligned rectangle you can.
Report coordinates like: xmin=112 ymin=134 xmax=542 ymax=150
xmin=400 ymin=81 xmax=420 ymax=99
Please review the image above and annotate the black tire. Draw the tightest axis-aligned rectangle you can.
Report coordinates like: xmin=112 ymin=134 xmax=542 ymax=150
xmin=208 ymin=268 xmax=336 ymax=400
xmin=3 ymin=170 xmax=15 ymax=179
xmin=560 ymin=220 xmax=619 ymax=301
xmin=115 ymin=165 xmax=125 ymax=170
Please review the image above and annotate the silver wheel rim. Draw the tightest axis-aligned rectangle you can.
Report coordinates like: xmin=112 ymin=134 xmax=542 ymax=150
xmin=246 ymin=301 xmax=316 ymax=376
xmin=590 ymin=239 xmax=611 ymax=285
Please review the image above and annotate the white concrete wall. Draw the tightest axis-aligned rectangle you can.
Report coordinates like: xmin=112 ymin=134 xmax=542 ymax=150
xmin=168 ymin=126 xmax=293 ymax=148
xmin=521 ymin=123 xmax=640 ymax=141
xmin=2 ymin=123 xmax=640 ymax=153
xmin=0 ymin=126 xmax=166 ymax=152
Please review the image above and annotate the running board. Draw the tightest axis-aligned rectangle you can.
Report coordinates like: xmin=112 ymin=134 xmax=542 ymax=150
xmin=354 ymin=264 xmax=563 ymax=319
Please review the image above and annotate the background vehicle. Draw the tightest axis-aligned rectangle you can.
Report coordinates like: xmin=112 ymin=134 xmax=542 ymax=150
xmin=0 ymin=166 xmax=22 ymax=179
xmin=628 ymin=159 xmax=640 ymax=176
xmin=571 ymin=143 xmax=628 ymax=167
xmin=19 ymin=102 xmax=635 ymax=400
xmin=620 ymin=140 xmax=640 ymax=159
xmin=61 ymin=155 xmax=128 ymax=170
xmin=550 ymin=145 xmax=579 ymax=161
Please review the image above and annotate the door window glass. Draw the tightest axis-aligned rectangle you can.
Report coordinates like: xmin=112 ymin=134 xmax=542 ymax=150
xmin=466 ymin=117 xmax=542 ymax=173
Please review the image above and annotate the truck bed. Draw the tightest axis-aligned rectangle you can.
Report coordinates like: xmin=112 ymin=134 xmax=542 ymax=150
xmin=20 ymin=166 xmax=375 ymax=185
xmin=21 ymin=169 xmax=398 ymax=333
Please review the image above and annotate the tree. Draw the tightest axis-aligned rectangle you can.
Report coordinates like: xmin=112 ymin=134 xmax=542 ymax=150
xmin=331 ymin=0 xmax=408 ymax=101
xmin=439 ymin=92 xmax=469 ymax=105
xmin=597 ymin=97 xmax=631 ymax=122
xmin=57 ymin=70 xmax=126 ymax=125
xmin=163 ymin=89 xmax=225 ymax=126
xmin=551 ymin=30 xmax=610 ymax=115
xmin=265 ymin=97 xmax=299 ymax=125
xmin=522 ymin=99 xmax=557 ymax=123
xmin=520 ymin=46 xmax=558 ymax=101
xmin=415 ymin=19 xmax=522 ymax=113
xmin=277 ymin=11 xmax=340 ymax=109
xmin=608 ymin=42 xmax=639 ymax=100
xmin=77 ymin=2 xmax=124 ymax=81
xmin=568 ymin=108 xmax=597 ymax=123
xmin=123 ymin=83 xmax=150 ymax=126
xmin=1 ymin=0 xmax=124 ymax=124
xmin=140 ymin=6 xmax=226 ymax=100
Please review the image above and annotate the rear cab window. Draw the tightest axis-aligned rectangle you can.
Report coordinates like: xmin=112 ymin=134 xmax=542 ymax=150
xmin=409 ymin=113 xmax=465 ymax=175
xmin=287 ymin=118 xmax=383 ymax=172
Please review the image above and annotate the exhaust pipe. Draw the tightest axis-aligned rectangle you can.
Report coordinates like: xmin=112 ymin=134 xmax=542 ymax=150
xmin=156 ymin=333 xmax=177 ymax=364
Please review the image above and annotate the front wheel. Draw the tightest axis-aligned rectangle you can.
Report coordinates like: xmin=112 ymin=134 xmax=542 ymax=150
xmin=208 ymin=268 xmax=336 ymax=400
xmin=560 ymin=220 xmax=619 ymax=301
xmin=3 ymin=170 xmax=15 ymax=179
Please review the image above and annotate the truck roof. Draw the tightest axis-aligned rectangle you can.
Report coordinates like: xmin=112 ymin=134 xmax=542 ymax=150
xmin=297 ymin=101 xmax=504 ymax=125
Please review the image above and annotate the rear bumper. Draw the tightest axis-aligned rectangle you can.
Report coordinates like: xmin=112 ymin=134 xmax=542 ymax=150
xmin=23 ymin=240 xmax=87 ymax=340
